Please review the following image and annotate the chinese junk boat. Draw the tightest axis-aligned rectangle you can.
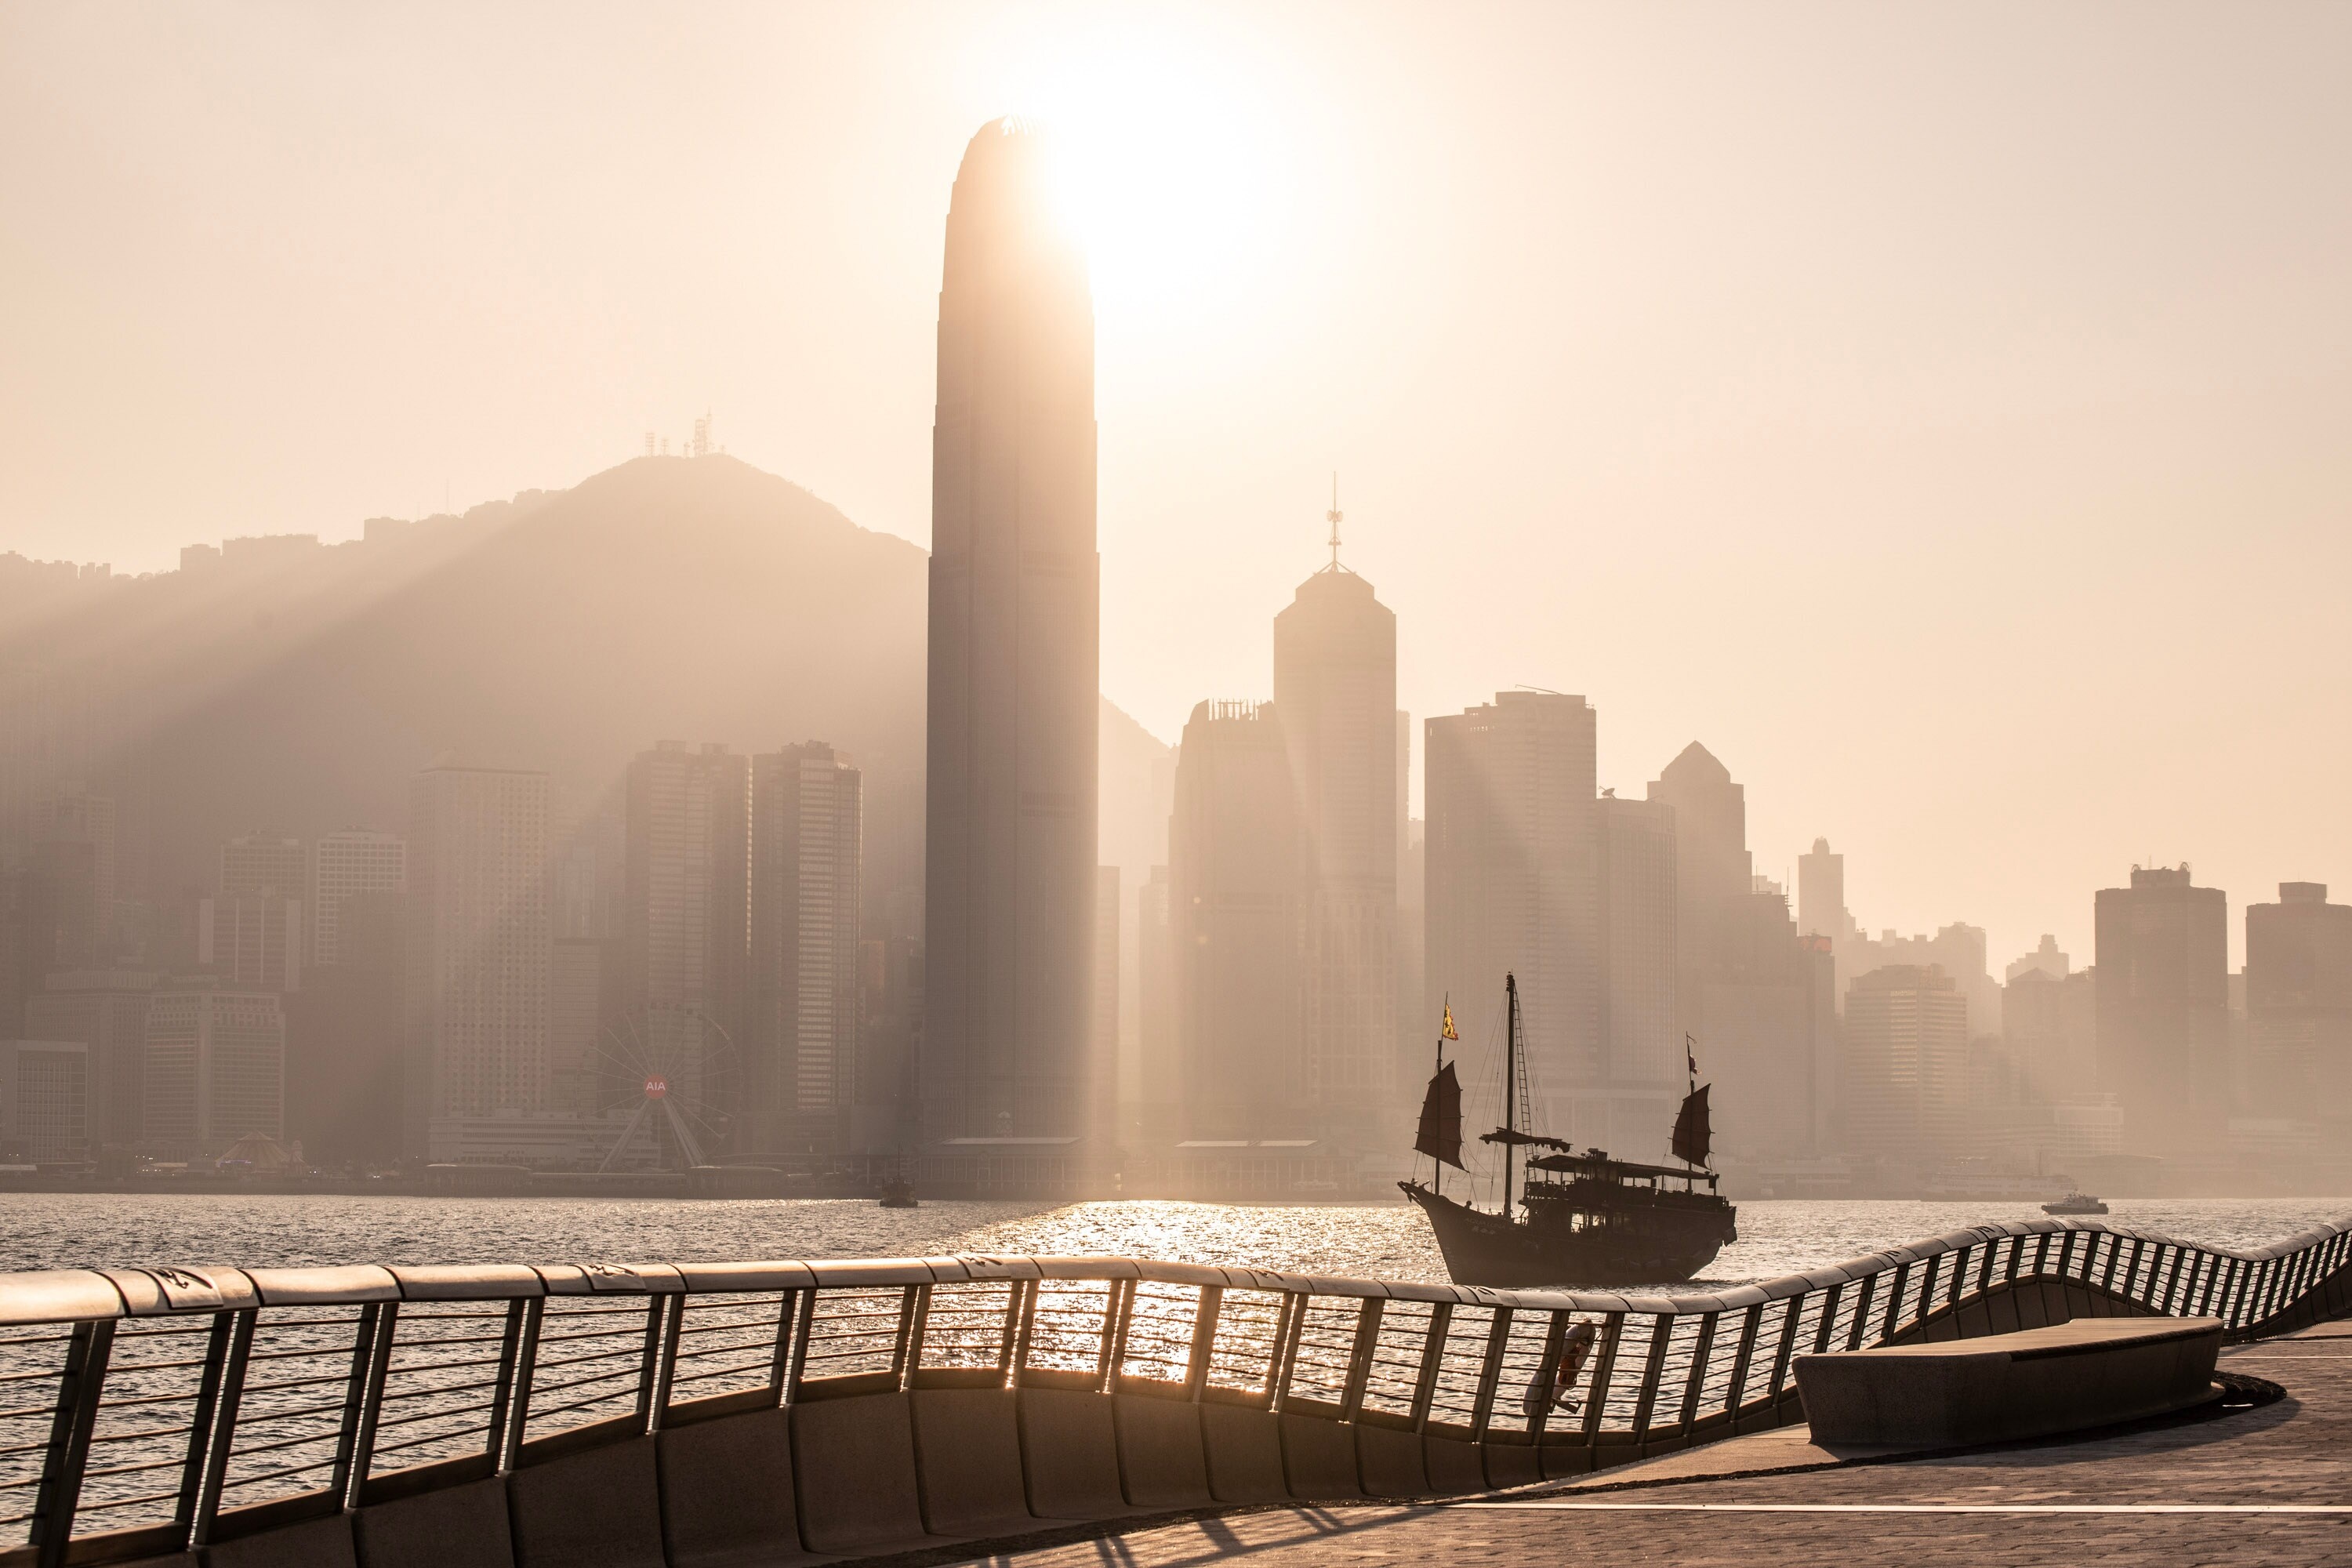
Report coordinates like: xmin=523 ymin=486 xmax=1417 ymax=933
xmin=1401 ymin=974 xmax=1738 ymax=1287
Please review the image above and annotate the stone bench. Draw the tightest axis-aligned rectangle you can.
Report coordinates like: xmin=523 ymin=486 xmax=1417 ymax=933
xmin=1794 ymin=1315 xmax=2223 ymax=1449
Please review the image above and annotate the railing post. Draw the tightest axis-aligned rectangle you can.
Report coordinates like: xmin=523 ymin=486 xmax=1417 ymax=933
xmin=1811 ymin=1283 xmax=1842 ymax=1354
xmin=1339 ymin=1298 xmax=1383 ymax=1421
xmin=1468 ymin=1307 xmax=1512 ymax=1441
xmin=1675 ymin=1312 xmax=1717 ymax=1432
xmin=899 ymin=1285 xmax=933 ymax=1391
xmin=1628 ymin=1316 xmax=1673 ymax=1446
xmin=1269 ymin=1291 xmax=1308 ymax=1414
xmin=1578 ymin=1311 xmax=1625 ymax=1446
xmin=27 ymin=1318 xmax=112 ymax=1568
xmin=330 ymin=1302 xmax=389 ymax=1508
xmin=1879 ymin=1263 xmax=1910 ymax=1343
xmin=1185 ymin=1287 xmax=1224 ymax=1403
xmin=784 ymin=1288 xmax=817 ymax=1402
xmin=637 ymin=1295 xmax=682 ymax=1433
xmin=1766 ymin=1298 xmax=1801 ymax=1403
xmin=1409 ymin=1302 xmax=1450 ymax=1432
xmin=2098 ymin=1233 xmax=2122 ymax=1294
xmin=1100 ymin=1279 xmax=1134 ymax=1393
xmin=1009 ymin=1279 xmax=1040 ymax=1387
xmin=1844 ymin=1275 xmax=1876 ymax=1352
xmin=1915 ymin=1254 xmax=1941 ymax=1327
xmin=172 ymin=1312 xmax=234 ymax=1541
xmin=768 ymin=1289 xmax=801 ymax=1402
xmin=1262 ymin=1289 xmax=1295 ymax=1402
xmin=498 ymin=1298 xmax=542 ymax=1472
xmin=1976 ymin=1238 xmax=1998 ymax=1295
xmin=2030 ymin=1233 xmax=2052 ymax=1279
xmin=484 ymin=1298 xmax=528 ymax=1464
xmin=1723 ymin=1303 xmax=1762 ymax=1418
xmin=2003 ymin=1236 xmax=2024 ymax=1287
xmin=188 ymin=1306 xmax=258 ymax=1548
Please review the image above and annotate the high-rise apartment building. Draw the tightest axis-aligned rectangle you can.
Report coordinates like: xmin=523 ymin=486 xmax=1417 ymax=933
xmin=1425 ymin=691 xmax=1599 ymax=1120
xmin=405 ymin=764 xmax=551 ymax=1156
xmin=198 ymin=893 xmax=303 ymax=992
xmin=2245 ymin=882 xmax=2352 ymax=1118
xmin=922 ymin=120 xmax=1100 ymax=1147
xmin=626 ymin=743 xmax=752 ymax=1142
xmin=0 ymin=1039 xmax=89 ymax=1160
xmin=2002 ymin=965 xmax=2097 ymax=1102
xmin=1842 ymin=964 xmax=1969 ymax=1164
xmin=313 ymin=829 xmax=405 ymax=967
xmin=549 ymin=936 xmax=619 ymax=1117
xmin=143 ymin=984 xmax=285 ymax=1157
xmin=1592 ymin=794 xmax=1681 ymax=1153
xmin=287 ymin=889 xmax=404 ymax=1168
xmin=220 ymin=833 xmax=306 ymax=898
xmin=2095 ymin=865 xmax=2228 ymax=1152
xmin=32 ymin=793 xmax=116 ymax=946
xmin=24 ymin=969 xmax=159 ymax=1145
xmin=1272 ymin=545 xmax=1399 ymax=1118
xmin=1171 ymin=701 xmax=1304 ymax=1138
xmin=2006 ymin=935 xmax=2071 ymax=985
xmin=749 ymin=742 xmax=861 ymax=1152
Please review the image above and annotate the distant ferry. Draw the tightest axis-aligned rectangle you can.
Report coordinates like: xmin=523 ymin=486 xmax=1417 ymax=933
xmin=1399 ymin=975 xmax=1738 ymax=1287
xmin=2042 ymin=1192 xmax=2108 ymax=1216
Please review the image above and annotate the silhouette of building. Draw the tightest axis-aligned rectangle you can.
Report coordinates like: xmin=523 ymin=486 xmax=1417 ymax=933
xmin=2095 ymin=865 xmax=2228 ymax=1152
xmin=0 ymin=1039 xmax=89 ymax=1161
xmin=625 ymin=742 xmax=752 ymax=1149
xmin=32 ymin=793 xmax=116 ymax=952
xmin=1797 ymin=837 xmax=1849 ymax=942
xmin=143 ymin=982 xmax=285 ymax=1158
xmin=1137 ymin=865 xmax=1175 ymax=1131
xmin=549 ymin=935 xmax=619 ymax=1118
xmin=312 ymin=829 xmax=405 ymax=967
xmin=405 ymin=764 xmax=551 ymax=1158
xmin=749 ymin=742 xmax=862 ymax=1153
xmin=24 ymin=969 xmax=159 ymax=1147
xmin=1091 ymin=865 xmax=1120 ymax=1142
xmin=1425 ymin=691 xmax=1599 ymax=1125
xmin=1272 ymin=539 xmax=1399 ymax=1123
xmin=1842 ymin=964 xmax=1969 ymax=1164
xmin=287 ymin=885 xmax=405 ymax=1168
xmin=1594 ymin=795 xmax=1682 ymax=1156
xmin=2006 ymin=934 xmax=2071 ymax=985
xmin=220 ymin=833 xmax=306 ymax=899
xmin=2002 ymin=965 xmax=2099 ymax=1102
xmin=2245 ymin=882 xmax=2352 ymax=1120
xmin=922 ymin=119 xmax=1100 ymax=1152
xmin=1171 ymin=701 xmax=1304 ymax=1138
xmin=1846 ymin=922 xmax=2001 ymax=1038
xmin=198 ymin=892 xmax=302 ymax=993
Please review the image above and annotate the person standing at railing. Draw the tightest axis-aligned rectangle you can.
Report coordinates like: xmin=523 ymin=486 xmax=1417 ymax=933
xmin=1523 ymin=1319 xmax=1599 ymax=1417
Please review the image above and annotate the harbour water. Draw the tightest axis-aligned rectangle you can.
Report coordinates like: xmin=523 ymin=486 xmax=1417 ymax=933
xmin=1 ymin=1192 xmax=2346 ymax=1287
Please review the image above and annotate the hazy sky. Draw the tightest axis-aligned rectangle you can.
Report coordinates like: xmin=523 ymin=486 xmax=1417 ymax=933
xmin=5 ymin=2 xmax=2350 ymax=967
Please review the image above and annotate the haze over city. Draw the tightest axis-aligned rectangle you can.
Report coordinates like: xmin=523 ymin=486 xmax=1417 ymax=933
xmin=9 ymin=3 xmax=2352 ymax=970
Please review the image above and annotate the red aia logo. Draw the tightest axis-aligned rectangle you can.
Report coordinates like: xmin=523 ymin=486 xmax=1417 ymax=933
xmin=644 ymin=1076 xmax=669 ymax=1100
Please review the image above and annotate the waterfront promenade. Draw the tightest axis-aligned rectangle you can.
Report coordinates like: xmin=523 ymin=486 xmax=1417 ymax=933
xmin=964 ymin=1326 xmax=2352 ymax=1566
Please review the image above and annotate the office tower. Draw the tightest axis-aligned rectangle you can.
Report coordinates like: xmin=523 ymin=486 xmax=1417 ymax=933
xmin=198 ymin=893 xmax=303 ymax=993
xmin=1846 ymin=921 xmax=2002 ymax=1037
xmin=1842 ymin=964 xmax=1969 ymax=1164
xmin=1425 ymin=691 xmax=1599 ymax=1118
xmin=550 ymin=936 xmax=619 ymax=1116
xmin=32 ymin=792 xmax=116 ymax=946
xmin=1171 ymin=701 xmax=1304 ymax=1137
xmin=854 ymin=933 xmax=924 ymax=1156
xmin=2006 ymin=935 xmax=2070 ymax=985
xmin=1647 ymin=744 xmax=1751 ymax=986
xmin=143 ymin=984 xmax=285 ymax=1156
xmin=749 ymin=742 xmax=862 ymax=1152
xmin=1592 ymin=795 xmax=1681 ymax=1153
xmin=2245 ymin=883 xmax=2352 ymax=1118
xmin=923 ymin=119 xmax=1100 ymax=1146
xmin=1272 ymin=539 xmax=1399 ymax=1118
xmin=312 ymin=829 xmax=405 ymax=966
xmin=2002 ymin=965 xmax=2097 ymax=1102
xmin=24 ymin=969 xmax=159 ymax=1146
xmin=0 ymin=1039 xmax=89 ymax=1160
xmin=220 ymin=833 xmax=306 ymax=898
xmin=2095 ymin=865 xmax=2228 ymax=1152
xmin=1092 ymin=865 xmax=1120 ymax=1139
xmin=287 ymin=888 xmax=404 ymax=1167
xmin=1396 ymin=818 xmax=1426 ymax=1089
xmin=626 ymin=742 xmax=752 ymax=1145
xmin=1796 ymin=837 xmax=1847 ymax=942
xmin=405 ymin=764 xmax=551 ymax=1156
xmin=1136 ymin=865 xmax=1175 ymax=1129
xmin=23 ymin=838 xmax=100 ymax=975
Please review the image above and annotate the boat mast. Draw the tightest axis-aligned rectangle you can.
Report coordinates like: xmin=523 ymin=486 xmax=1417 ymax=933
xmin=1503 ymin=973 xmax=1518 ymax=1221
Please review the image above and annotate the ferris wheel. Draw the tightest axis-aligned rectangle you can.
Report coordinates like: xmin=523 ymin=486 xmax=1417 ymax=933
xmin=591 ymin=1004 xmax=736 ymax=1172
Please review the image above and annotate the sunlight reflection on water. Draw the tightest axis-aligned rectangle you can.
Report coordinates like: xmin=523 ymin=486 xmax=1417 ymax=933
xmin=0 ymin=1192 xmax=2346 ymax=1288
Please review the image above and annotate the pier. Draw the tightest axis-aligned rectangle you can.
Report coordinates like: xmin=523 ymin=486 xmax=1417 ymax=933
xmin=0 ymin=1215 xmax=2347 ymax=1566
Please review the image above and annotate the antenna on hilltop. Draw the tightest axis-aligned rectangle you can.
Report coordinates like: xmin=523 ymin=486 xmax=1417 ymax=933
xmin=1325 ymin=472 xmax=1343 ymax=571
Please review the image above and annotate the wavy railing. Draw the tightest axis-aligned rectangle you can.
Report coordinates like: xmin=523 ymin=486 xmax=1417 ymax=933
xmin=0 ymin=1214 xmax=2347 ymax=1564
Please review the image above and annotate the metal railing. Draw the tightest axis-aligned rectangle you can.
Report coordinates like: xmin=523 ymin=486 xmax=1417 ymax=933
xmin=1 ymin=1213 xmax=2347 ymax=1563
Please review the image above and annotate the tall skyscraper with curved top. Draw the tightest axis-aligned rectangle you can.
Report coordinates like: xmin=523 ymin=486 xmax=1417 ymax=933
xmin=922 ymin=120 xmax=1100 ymax=1146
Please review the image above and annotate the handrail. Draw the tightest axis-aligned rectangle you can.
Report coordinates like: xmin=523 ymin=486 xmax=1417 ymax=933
xmin=0 ymin=1212 xmax=2346 ymax=1561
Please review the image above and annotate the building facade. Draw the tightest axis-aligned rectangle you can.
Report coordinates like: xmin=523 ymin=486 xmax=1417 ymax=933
xmin=142 ymin=985 xmax=285 ymax=1157
xmin=1842 ymin=964 xmax=1969 ymax=1165
xmin=2094 ymin=865 xmax=2228 ymax=1152
xmin=749 ymin=742 xmax=862 ymax=1153
xmin=198 ymin=893 xmax=303 ymax=993
xmin=0 ymin=1039 xmax=89 ymax=1161
xmin=922 ymin=119 xmax=1101 ymax=1149
xmin=313 ymin=829 xmax=406 ymax=967
xmin=220 ymin=834 xmax=306 ymax=899
xmin=2245 ymin=882 xmax=2352 ymax=1121
xmin=22 ymin=968 xmax=158 ymax=1147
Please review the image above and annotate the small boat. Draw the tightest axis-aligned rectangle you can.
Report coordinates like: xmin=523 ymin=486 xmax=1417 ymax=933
xmin=2042 ymin=1192 xmax=2107 ymax=1215
xmin=1400 ymin=975 xmax=1738 ymax=1287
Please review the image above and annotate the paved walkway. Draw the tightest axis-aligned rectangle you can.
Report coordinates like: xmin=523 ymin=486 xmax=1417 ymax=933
xmin=956 ymin=1327 xmax=2352 ymax=1566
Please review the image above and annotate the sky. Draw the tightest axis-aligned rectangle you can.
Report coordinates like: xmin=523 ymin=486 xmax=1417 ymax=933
xmin=4 ymin=2 xmax=2350 ymax=968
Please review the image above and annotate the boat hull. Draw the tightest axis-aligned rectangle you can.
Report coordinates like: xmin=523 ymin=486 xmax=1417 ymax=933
xmin=1403 ymin=1181 xmax=1735 ymax=1287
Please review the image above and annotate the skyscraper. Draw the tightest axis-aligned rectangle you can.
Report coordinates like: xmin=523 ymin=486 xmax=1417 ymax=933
xmin=313 ymin=829 xmax=405 ymax=967
xmin=1272 ymin=529 xmax=1399 ymax=1118
xmin=198 ymin=892 xmax=303 ymax=993
xmin=625 ymin=742 xmax=752 ymax=1145
xmin=1425 ymin=691 xmax=1599 ymax=1121
xmin=1842 ymin=964 xmax=1969 ymax=1165
xmin=143 ymin=983 xmax=285 ymax=1157
xmin=1594 ymin=794 xmax=1681 ymax=1153
xmin=2245 ymin=882 xmax=2352 ymax=1119
xmin=749 ymin=742 xmax=862 ymax=1153
xmin=1796 ymin=837 xmax=1849 ymax=942
xmin=405 ymin=764 xmax=551 ymax=1156
xmin=220 ymin=833 xmax=306 ymax=899
xmin=2094 ymin=864 xmax=2228 ymax=1152
xmin=923 ymin=120 xmax=1099 ymax=1146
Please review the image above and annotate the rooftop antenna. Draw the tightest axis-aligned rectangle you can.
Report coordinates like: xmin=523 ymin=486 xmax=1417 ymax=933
xmin=1325 ymin=472 xmax=1342 ymax=571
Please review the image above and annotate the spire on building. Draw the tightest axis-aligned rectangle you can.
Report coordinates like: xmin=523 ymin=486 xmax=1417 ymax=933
xmin=1324 ymin=473 xmax=1345 ymax=572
